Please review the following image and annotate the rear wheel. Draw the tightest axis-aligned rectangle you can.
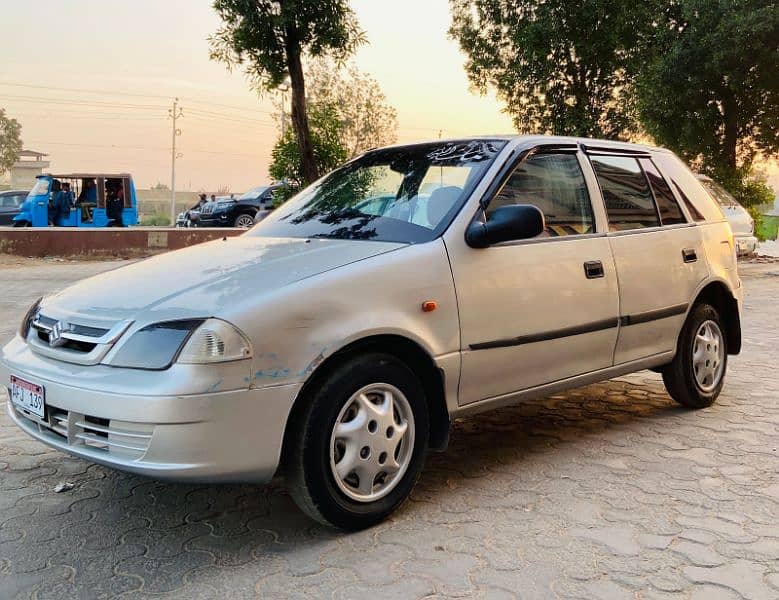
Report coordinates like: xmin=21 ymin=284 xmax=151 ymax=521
xmin=663 ymin=303 xmax=727 ymax=408
xmin=283 ymin=353 xmax=429 ymax=530
xmin=234 ymin=213 xmax=255 ymax=228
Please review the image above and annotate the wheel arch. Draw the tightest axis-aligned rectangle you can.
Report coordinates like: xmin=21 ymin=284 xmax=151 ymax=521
xmin=281 ymin=334 xmax=451 ymax=463
xmin=691 ymin=280 xmax=741 ymax=355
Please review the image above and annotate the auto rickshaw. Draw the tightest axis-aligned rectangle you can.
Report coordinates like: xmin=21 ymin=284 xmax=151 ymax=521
xmin=12 ymin=173 xmax=139 ymax=227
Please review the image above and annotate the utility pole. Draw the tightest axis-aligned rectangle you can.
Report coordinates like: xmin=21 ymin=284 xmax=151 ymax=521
xmin=168 ymin=98 xmax=183 ymax=226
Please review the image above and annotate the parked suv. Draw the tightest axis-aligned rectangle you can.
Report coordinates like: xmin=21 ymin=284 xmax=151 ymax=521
xmin=2 ymin=136 xmax=742 ymax=530
xmin=198 ymin=185 xmax=282 ymax=228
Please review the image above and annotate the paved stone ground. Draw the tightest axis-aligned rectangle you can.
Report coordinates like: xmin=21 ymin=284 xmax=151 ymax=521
xmin=0 ymin=258 xmax=777 ymax=599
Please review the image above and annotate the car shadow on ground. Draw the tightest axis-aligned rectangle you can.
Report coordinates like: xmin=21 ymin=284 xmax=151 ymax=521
xmin=2 ymin=373 xmax=688 ymax=594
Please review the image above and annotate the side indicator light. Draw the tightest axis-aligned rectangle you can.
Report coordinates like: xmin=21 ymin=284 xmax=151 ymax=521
xmin=422 ymin=300 xmax=437 ymax=313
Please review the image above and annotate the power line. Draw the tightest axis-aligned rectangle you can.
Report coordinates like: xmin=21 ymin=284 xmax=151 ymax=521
xmin=0 ymin=93 xmax=167 ymax=110
xmin=0 ymin=80 xmax=274 ymax=117
xmin=0 ymin=81 xmax=173 ymax=101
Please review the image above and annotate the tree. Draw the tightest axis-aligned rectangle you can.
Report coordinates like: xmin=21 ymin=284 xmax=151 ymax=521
xmin=268 ymin=61 xmax=397 ymax=198
xmin=0 ymin=109 xmax=22 ymax=176
xmin=269 ymin=100 xmax=348 ymax=194
xmin=449 ymin=0 xmax=654 ymax=139
xmin=305 ymin=59 xmax=398 ymax=158
xmin=210 ymin=0 xmax=365 ymax=185
xmin=637 ymin=0 xmax=779 ymax=182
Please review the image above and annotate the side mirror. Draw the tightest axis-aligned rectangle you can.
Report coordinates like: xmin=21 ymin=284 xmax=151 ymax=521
xmin=466 ymin=204 xmax=545 ymax=248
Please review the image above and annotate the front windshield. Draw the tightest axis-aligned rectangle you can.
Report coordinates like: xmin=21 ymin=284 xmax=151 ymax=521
xmin=249 ymin=139 xmax=506 ymax=243
xmin=238 ymin=186 xmax=268 ymax=200
xmin=30 ymin=178 xmax=50 ymax=196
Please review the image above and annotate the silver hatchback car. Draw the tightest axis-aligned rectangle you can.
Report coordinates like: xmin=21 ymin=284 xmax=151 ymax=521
xmin=2 ymin=136 xmax=742 ymax=529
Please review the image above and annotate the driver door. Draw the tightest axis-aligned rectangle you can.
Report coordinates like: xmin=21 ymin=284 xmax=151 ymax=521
xmin=447 ymin=150 xmax=620 ymax=405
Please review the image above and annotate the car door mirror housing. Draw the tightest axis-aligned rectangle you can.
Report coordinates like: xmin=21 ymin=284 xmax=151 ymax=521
xmin=466 ymin=204 xmax=545 ymax=248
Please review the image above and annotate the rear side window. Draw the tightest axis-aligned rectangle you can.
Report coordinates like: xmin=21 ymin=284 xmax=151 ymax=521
xmin=640 ymin=159 xmax=686 ymax=225
xmin=652 ymin=153 xmax=723 ymax=222
xmin=590 ymin=155 xmax=659 ymax=231
xmin=487 ymin=153 xmax=594 ymax=236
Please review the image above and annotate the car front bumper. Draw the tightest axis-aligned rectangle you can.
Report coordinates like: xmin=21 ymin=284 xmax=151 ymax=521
xmin=197 ymin=213 xmax=231 ymax=227
xmin=1 ymin=339 xmax=301 ymax=483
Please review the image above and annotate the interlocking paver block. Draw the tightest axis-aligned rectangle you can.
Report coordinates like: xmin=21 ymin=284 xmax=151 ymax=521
xmin=0 ymin=258 xmax=777 ymax=599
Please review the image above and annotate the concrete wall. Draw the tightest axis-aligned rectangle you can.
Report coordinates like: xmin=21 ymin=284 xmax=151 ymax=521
xmin=0 ymin=227 xmax=243 ymax=258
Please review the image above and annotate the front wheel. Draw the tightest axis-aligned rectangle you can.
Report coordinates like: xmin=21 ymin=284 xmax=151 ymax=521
xmin=663 ymin=303 xmax=727 ymax=408
xmin=234 ymin=213 xmax=255 ymax=228
xmin=283 ymin=353 xmax=429 ymax=530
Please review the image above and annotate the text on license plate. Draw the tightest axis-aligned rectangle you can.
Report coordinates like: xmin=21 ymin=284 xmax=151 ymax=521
xmin=10 ymin=375 xmax=45 ymax=418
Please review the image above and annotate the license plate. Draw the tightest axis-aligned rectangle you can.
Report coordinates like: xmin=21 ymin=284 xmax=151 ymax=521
xmin=10 ymin=375 xmax=45 ymax=418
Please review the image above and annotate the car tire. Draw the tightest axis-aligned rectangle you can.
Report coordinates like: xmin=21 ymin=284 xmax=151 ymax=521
xmin=234 ymin=213 xmax=255 ymax=228
xmin=283 ymin=353 xmax=429 ymax=530
xmin=662 ymin=303 xmax=727 ymax=409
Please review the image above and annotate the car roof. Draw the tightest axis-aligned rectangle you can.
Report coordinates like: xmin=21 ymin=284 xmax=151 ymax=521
xmin=41 ymin=173 xmax=133 ymax=179
xmin=365 ymin=134 xmax=666 ymax=155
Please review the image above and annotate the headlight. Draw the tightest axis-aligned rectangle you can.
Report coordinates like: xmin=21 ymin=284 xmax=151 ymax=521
xmin=20 ymin=298 xmax=42 ymax=339
xmin=106 ymin=319 xmax=204 ymax=370
xmin=177 ymin=319 xmax=252 ymax=364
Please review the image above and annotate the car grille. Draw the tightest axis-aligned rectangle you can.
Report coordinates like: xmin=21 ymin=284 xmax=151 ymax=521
xmin=11 ymin=401 xmax=153 ymax=460
xmin=28 ymin=313 xmax=132 ymax=365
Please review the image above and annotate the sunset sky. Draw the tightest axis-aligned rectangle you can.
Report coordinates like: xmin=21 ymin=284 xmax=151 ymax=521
xmin=1 ymin=1 xmax=776 ymax=194
xmin=0 ymin=0 xmax=513 ymax=192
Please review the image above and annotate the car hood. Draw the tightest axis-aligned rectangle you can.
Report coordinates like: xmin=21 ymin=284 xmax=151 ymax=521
xmin=41 ymin=236 xmax=405 ymax=325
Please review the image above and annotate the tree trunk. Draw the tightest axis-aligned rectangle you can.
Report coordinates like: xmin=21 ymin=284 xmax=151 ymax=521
xmin=284 ymin=29 xmax=319 ymax=185
xmin=722 ymin=89 xmax=738 ymax=171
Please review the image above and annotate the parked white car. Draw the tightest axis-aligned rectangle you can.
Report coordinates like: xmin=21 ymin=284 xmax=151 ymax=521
xmin=696 ymin=174 xmax=758 ymax=256
xmin=2 ymin=136 xmax=743 ymax=529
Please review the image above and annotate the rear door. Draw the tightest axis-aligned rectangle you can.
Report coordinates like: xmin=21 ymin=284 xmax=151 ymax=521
xmin=585 ymin=150 xmax=708 ymax=364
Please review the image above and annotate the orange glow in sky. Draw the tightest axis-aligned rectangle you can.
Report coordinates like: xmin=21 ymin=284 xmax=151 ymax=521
xmin=0 ymin=0 xmax=513 ymax=192
xmin=1 ymin=1 xmax=776 ymax=194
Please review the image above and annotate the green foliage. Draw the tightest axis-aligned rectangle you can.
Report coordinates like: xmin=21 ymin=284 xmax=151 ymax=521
xmin=140 ymin=213 xmax=171 ymax=226
xmin=0 ymin=108 xmax=22 ymax=175
xmin=210 ymin=0 xmax=366 ymax=184
xmin=758 ymin=215 xmax=779 ymax=242
xmin=636 ymin=0 xmax=779 ymax=173
xmin=269 ymin=101 xmax=348 ymax=192
xmin=209 ymin=0 xmax=365 ymax=92
xmin=449 ymin=0 xmax=654 ymax=139
xmin=305 ymin=59 xmax=398 ymax=158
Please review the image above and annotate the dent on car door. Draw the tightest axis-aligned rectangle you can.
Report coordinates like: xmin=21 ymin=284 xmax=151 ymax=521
xmin=587 ymin=153 xmax=708 ymax=364
xmin=448 ymin=150 xmax=620 ymax=405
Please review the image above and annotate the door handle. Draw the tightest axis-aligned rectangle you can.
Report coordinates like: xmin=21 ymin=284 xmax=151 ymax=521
xmin=682 ymin=248 xmax=697 ymax=263
xmin=583 ymin=260 xmax=605 ymax=279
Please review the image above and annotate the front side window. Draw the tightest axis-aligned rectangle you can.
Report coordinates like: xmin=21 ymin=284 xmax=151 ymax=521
xmin=640 ymin=159 xmax=686 ymax=225
xmin=486 ymin=153 xmax=594 ymax=236
xmin=250 ymin=140 xmax=506 ymax=243
xmin=591 ymin=155 xmax=660 ymax=231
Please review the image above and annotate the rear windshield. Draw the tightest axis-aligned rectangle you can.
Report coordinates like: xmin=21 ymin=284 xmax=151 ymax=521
xmin=249 ymin=140 xmax=506 ymax=243
xmin=699 ymin=179 xmax=740 ymax=207
xmin=238 ymin=186 xmax=268 ymax=200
